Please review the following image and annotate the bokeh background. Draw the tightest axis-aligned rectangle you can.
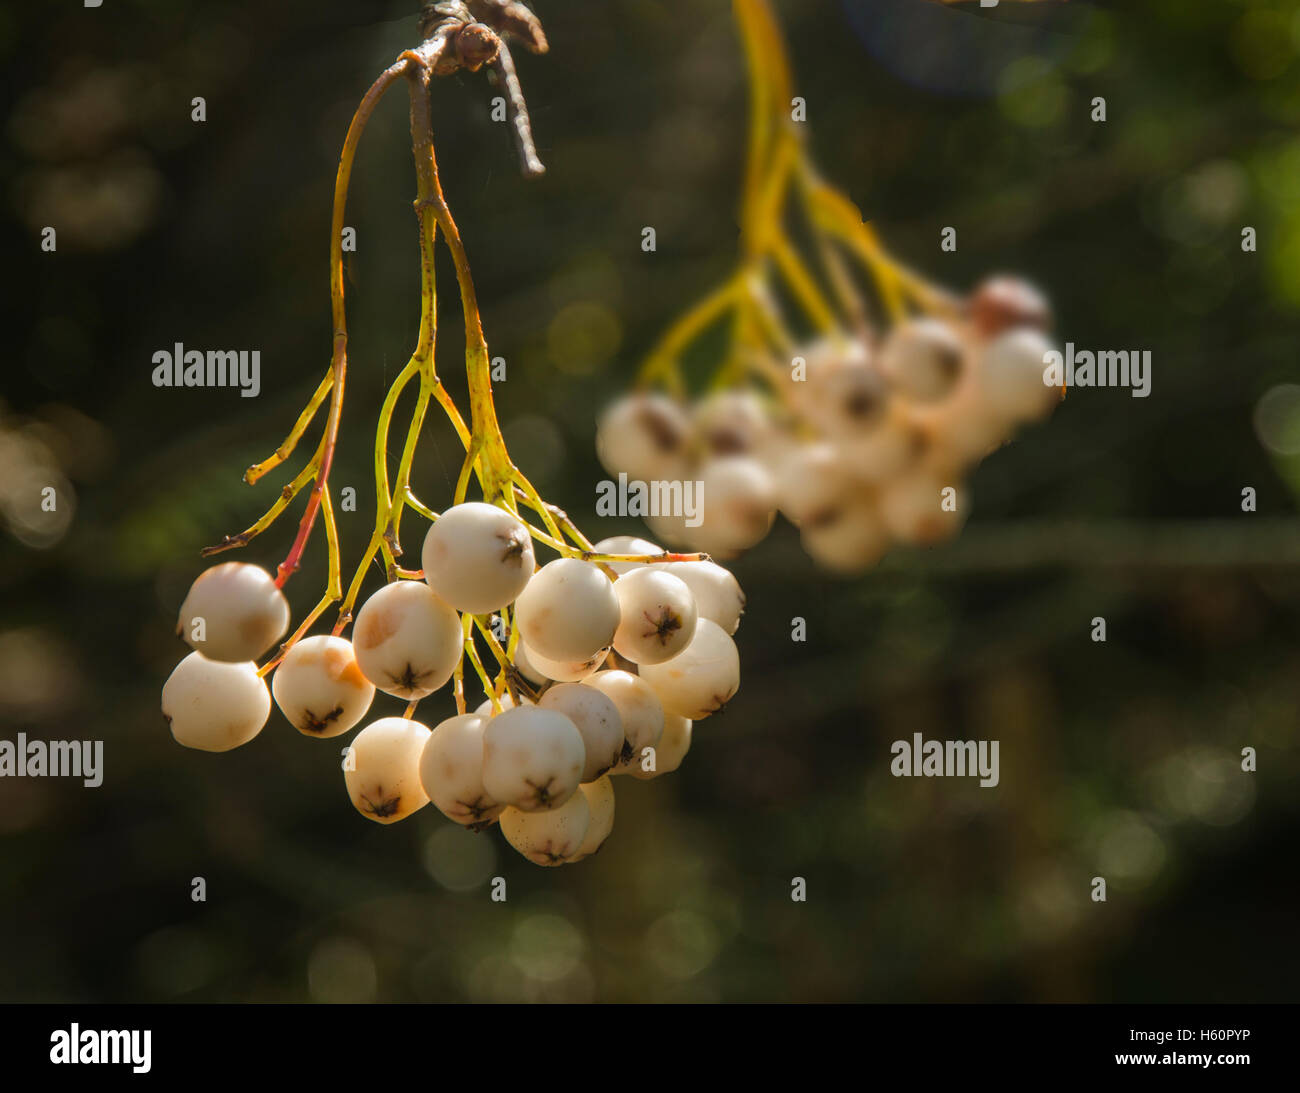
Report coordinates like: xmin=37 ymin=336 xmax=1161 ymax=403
xmin=2 ymin=0 xmax=1299 ymax=1002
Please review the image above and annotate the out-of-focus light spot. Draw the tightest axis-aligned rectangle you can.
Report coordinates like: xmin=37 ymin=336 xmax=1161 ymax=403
xmin=644 ymin=910 xmax=719 ymax=979
xmin=1094 ymin=811 xmax=1166 ymax=884
xmin=0 ymin=628 xmax=78 ymax=718
xmin=135 ymin=926 xmax=218 ymax=997
xmin=1016 ymin=865 xmax=1083 ymax=943
xmin=1158 ymin=748 xmax=1255 ymax=827
xmin=1253 ymin=384 xmax=1300 ymax=455
xmin=510 ymin=914 xmax=584 ymax=982
xmin=547 ymin=301 xmax=622 ymax=376
xmin=307 ymin=937 xmax=378 ymax=1003
xmin=16 ymin=152 xmax=163 ymax=252
xmin=1183 ymin=160 xmax=1249 ymax=226
xmin=997 ymin=57 xmax=1066 ymax=129
xmin=422 ymin=823 xmax=497 ymax=892
xmin=1231 ymin=9 xmax=1294 ymax=82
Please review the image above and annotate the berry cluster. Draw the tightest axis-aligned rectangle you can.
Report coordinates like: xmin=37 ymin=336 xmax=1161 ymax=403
xmin=597 ymin=0 xmax=1060 ymax=573
xmin=159 ymin=8 xmax=745 ymax=867
xmin=598 ymin=276 xmax=1058 ymax=572
xmin=162 ymin=520 xmax=743 ymax=865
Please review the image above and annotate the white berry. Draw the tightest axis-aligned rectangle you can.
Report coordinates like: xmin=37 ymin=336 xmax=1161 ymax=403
xmin=879 ymin=318 xmax=965 ymax=403
xmin=612 ymin=567 xmax=698 ymax=665
xmin=176 ymin=562 xmax=290 ymax=663
xmin=586 ymin=669 xmax=664 ymax=776
xmin=800 ymin=499 xmax=890 ymax=574
xmin=878 ymin=470 xmax=967 ymax=544
xmin=514 ymin=558 xmax=619 ymax=663
xmin=422 ymin=502 xmax=535 ymax=615
xmin=162 ymin=652 xmax=270 ymax=752
xmin=689 ymin=456 xmax=776 ymax=557
xmin=628 ymin=714 xmax=692 ymax=780
xmin=353 ymin=580 xmax=463 ymax=699
xmin=539 ymin=682 xmax=624 ymax=782
xmin=520 ymin=642 xmax=609 ymax=683
xmin=639 ymin=618 xmax=739 ymax=720
xmin=481 ymin=706 xmax=586 ymax=812
xmin=499 ymin=791 xmax=591 ymax=867
xmin=652 ymin=559 xmax=744 ymax=635
xmin=595 ymin=392 xmax=690 ymax=481
xmin=343 ymin=716 xmax=431 ymax=824
xmin=271 ymin=635 xmax=375 ymax=738
xmin=418 ymin=713 xmax=503 ymax=827
xmin=568 ymin=775 xmax=616 ymax=861
xmin=976 ymin=327 xmax=1059 ymax=426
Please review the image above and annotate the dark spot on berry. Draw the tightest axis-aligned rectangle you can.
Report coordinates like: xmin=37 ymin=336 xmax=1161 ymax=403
xmin=301 ymin=706 xmax=345 ymax=733
xmin=636 ymin=404 xmax=686 ymax=453
xmin=361 ymin=793 xmax=402 ymax=818
xmin=499 ymin=529 xmax=528 ymax=566
xmin=643 ymin=606 xmax=683 ymax=645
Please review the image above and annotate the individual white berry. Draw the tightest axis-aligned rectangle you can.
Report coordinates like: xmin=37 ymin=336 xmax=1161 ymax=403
xmin=418 ymin=713 xmax=503 ymax=828
xmin=878 ymin=318 xmax=965 ymax=403
xmin=586 ymin=669 xmax=664 ymax=775
xmin=568 ymin=775 xmax=616 ymax=861
xmin=803 ymin=357 xmax=890 ymax=440
xmin=628 ymin=714 xmax=692 ymax=780
xmin=421 ymin=502 xmax=534 ymax=615
xmin=352 ymin=580 xmax=463 ymax=700
xmin=498 ymin=791 xmax=591 ymax=867
xmin=639 ymin=618 xmax=739 ymax=720
xmin=837 ymin=403 xmax=929 ymax=484
xmin=176 ymin=562 xmax=290 ymax=663
xmin=595 ymin=392 xmax=690 ymax=481
xmin=343 ymin=716 xmax=431 ymax=824
xmin=539 ymin=682 xmax=624 ymax=783
xmin=591 ymin=535 xmax=663 ymax=575
xmin=481 ymin=706 xmax=586 ymax=812
xmin=509 ymin=637 xmax=551 ymax=686
xmin=691 ymin=389 xmax=771 ymax=457
xmin=878 ymin=470 xmax=968 ymax=544
xmin=773 ymin=442 xmax=856 ymax=528
xmin=800 ymin=499 xmax=890 ymax=574
xmin=906 ymin=376 xmax=1007 ymax=470
xmin=514 ymin=558 xmax=619 ymax=663
xmin=970 ymin=275 xmax=1050 ymax=339
xmin=612 ymin=567 xmax=698 ymax=665
xmin=785 ymin=337 xmax=870 ymax=419
xmin=689 ymin=456 xmax=776 ymax=557
xmin=975 ymin=327 xmax=1060 ymax=426
xmin=521 ymin=643 xmax=609 ymax=683
xmin=652 ymin=559 xmax=744 ymax=635
xmin=271 ymin=635 xmax=375 ymax=738
xmin=162 ymin=652 xmax=270 ymax=752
